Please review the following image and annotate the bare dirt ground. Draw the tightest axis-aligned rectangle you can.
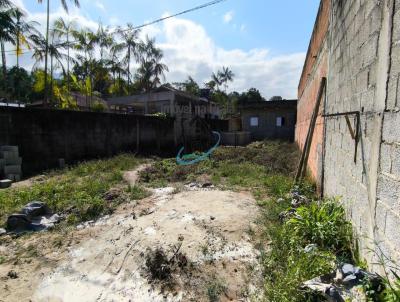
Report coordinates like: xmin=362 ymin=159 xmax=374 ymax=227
xmin=0 ymin=166 xmax=263 ymax=302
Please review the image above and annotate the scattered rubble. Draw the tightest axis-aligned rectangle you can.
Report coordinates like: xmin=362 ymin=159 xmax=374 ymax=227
xmin=5 ymin=201 xmax=61 ymax=234
xmin=278 ymin=186 xmax=311 ymax=221
xmin=7 ymin=271 xmax=18 ymax=279
xmin=185 ymin=182 xmax=215 ymax=191
xmin=302 ymin=263 xmax=384 ymax=301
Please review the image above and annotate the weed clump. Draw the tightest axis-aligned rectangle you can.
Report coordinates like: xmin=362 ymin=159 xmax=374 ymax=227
xmin=0 ymin=154 xmax=141 ymax=225
xmin=262 ymin=185 xmax=355 ymax=301
xmin=144 ymin=244 xmax=189 ymax=285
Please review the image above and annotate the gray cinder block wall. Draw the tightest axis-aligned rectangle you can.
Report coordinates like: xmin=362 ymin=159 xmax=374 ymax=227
xmin=0 ymin=107 xmax=176 ymax=175
xmin=324 ymin=0 xmax=400 ymax=271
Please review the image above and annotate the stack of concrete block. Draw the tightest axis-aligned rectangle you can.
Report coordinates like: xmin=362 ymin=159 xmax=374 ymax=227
xmin=0 ymin=146 xmax=22 ymax=182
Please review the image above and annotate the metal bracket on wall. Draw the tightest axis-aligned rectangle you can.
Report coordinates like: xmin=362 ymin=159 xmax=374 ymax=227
xmin=323 ymin=111 xmax=360 ymax=163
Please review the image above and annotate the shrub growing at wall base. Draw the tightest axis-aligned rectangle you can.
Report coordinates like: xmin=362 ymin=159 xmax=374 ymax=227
xmin=262 ymin=186 xmax=354 ymax=302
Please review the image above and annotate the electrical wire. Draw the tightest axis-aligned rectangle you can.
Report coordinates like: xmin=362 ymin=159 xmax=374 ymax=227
xmin=3 ymin=0 xmax=227 ymax=55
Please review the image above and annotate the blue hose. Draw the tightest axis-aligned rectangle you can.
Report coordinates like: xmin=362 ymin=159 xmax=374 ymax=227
xmin=176 ymin=131 xmax=221 ymax=165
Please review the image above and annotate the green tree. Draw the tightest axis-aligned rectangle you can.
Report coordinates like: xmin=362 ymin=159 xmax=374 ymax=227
xmin=117 ymin=24 xmax=141 ymax=88
xmin=53 ymin=17 xmax=77 ymax=92
xmin=10 ymin=9 xmax=39 ymax=99
xmin=96 ymin=23 xmax=113 ymax=61
xmin=238 ymin=88 xmax=265 ymax=103
xmin=218 ymin=66 xmax=234 ymax=92
xmin=0 ymin=1 xmax=16 ymax=82
xmin=135 ymin=37 xmax=168 ymax=113
xmin=72 ymin=28 xmax=97 ymax=106
xmin=174 ymin=76 xmax=200 ymax=96
xmin=37 ymin=0 xmax=80 ymax=106
xmin=32 ymin=32 xmax=69 ymax=105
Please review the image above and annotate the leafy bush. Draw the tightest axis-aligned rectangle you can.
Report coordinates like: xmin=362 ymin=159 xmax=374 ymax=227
xmin=262 ymin=193 xmax=354 ymax=301
xmin=286 ymin=200 xmax=353 ymax=256
xmin=381 ymin=271 xmax=400 ymax=301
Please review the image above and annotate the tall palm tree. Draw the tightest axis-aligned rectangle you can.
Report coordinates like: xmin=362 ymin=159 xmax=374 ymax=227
xmin=136 ymin=38 xmax=168 ymax=113
xmin=211 ymin=72 xmax=222 ymax=91
xmin=218 ymin=66 xmax=234 ymax=92
xmin=11 ymin=9 xmax=39 ymax=69
xmin=0 ymin=1 xmax=16 ymax=81
xmin=96 ymin=23 xmax=113 ymax=62
xmin=37 ymin=0 xmax=80 ymax=106
xmin=117 ymin=24 xmax=141 ymax=87
xmin=72 ymin=28 xmax=97 ymax=107
xmin=53 ymin=17 xmax=76 ymax=92
xmin=106 ymin=42 xmax=125 ymax=95
xmin=32 ymin=32 xmax=69 ymax=105
xmin=9 ymin=8 xmax=39 ymax=99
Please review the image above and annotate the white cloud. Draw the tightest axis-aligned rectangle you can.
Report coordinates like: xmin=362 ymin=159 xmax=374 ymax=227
xmin=156 ymin=17 xmax=304 ymax=98
xmin=240 ymin=24 xmax=246 ymax=33
xmin=95 ymin=1 xmax=105 ymax=11
xmin=223 ymin=11 xmax=234 ymax=24
xmin=5 ymin=5 xmax=305 ymax=99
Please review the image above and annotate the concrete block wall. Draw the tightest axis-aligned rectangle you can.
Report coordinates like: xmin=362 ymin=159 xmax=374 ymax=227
xmin=0 ymin=107 xmax=177 ymax=175
xmin=375 ymin=0 xmax=400 ymax=267
xmin=323 ymin=0 xmax=400 ymax=270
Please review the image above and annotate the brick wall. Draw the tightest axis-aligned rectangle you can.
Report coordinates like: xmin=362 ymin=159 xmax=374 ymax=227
xmin=295 ymin=0 xmax=329 ymax=188
xmin=323 ymin=0 xmax=400 ymax=270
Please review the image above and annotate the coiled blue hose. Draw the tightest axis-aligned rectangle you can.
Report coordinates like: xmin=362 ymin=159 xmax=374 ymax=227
xmin=176 ymin=131 xmax=221 ymax=165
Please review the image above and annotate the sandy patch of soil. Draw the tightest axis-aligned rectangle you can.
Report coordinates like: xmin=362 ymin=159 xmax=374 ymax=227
xmin=0 ymin=179 xmax=263 ymax=301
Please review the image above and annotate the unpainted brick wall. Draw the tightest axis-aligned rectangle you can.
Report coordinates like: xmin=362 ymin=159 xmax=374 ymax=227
xmin=296 ymin=0 xmax=329 ymax=188
xmin=324 ymin=0 xmax=400 ymax=270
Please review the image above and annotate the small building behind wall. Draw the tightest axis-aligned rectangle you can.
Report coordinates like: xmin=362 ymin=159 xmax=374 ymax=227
xmin=106 ymin=86 xmax=220 ymax=119
xmin=239 ymin=99 xmax=297 ymax=142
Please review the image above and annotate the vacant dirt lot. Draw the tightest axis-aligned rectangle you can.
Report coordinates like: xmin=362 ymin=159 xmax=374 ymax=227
xmin=0 ymin=167 xmax=263 ymax=302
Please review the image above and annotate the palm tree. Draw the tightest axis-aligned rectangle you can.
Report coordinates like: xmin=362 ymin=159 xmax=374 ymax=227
xmin=11 ymin=9 xmax=39 ymax=68
xmin=117 ymin=24 xmax=141 ymax=87
xmin=53 ymin=17 xmax=76 ymax=92
xmin=136 ymin=38 xmax=168 ymax=113
xmin=211 ymin=72 xmax=222 ymax=91
xmin=9 ymin=8 xmax=39 ymax=99
xmin=106 ymin=42 xmax=125 ymax=95
xmin=216 ymin=66 xmax=234 ymax=116
xmin=0 ymin=1 xmax=16 ymax=81
xmin=96 ymin=23 xmax=113 ymax=61
xmin=37 ymin=0 xmax=80 ymax=106
xmin=218 ymin=66 xmax=234 ymax=92
xmin=32 ymin=32 xmax=69 ymax=105
xmin=72 ymin=28 xmax=98 ymax=107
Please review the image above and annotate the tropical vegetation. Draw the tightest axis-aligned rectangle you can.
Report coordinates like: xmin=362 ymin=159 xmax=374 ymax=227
xmin=0 ymin=0 xmax=263 ymax=116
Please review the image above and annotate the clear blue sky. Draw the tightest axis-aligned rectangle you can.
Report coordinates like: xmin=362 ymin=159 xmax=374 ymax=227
xmin=12 ymin=0 xmax=321 ymax=98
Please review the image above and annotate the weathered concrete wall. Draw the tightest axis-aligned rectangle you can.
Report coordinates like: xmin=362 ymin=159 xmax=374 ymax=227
xmin=376 ymin=0 xmax=400 ymax=269
xmin=240 ymin=101 xmax=297 ymax=142
xmin=0 ymin=107 xmax=176 ymax=175
xmin=323 ymin=0 xmax=400 ymax=269
xmin=296 ymin=0 xmax=329 ymax=188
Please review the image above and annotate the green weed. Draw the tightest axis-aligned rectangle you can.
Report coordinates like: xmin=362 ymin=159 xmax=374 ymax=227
xmin=285 ymin=199 xmax=353 ymax=257
xmin=127 ymin=185 xmax=150 ymax=200
xmin=261 ymin=191 xmax=355 ymax=301
xmin=0 ymin=154 xmax=141 ymax=226
xmin=206 ymin=277 xmax=226 ymax=302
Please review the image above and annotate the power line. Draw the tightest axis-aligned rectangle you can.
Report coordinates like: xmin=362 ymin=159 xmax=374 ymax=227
xmin=3 ymin=0 xmax=227 ymax=55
